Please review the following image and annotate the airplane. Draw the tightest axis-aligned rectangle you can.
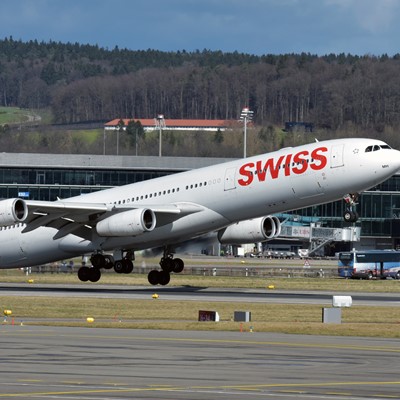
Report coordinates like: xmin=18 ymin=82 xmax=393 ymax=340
xmin=0 ymin=137 xmax=399 ymax=286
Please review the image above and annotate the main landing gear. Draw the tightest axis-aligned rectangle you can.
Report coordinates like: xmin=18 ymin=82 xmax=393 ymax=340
xmin=77 ymin=252 xmax=134 ymax=283
xmin=76 ymin=248 xmax=184 ymax=286
xmin=147 ymin=248 xmax=185 ymax=286
xmin=343 ymin=193 xmax=359 ymax=223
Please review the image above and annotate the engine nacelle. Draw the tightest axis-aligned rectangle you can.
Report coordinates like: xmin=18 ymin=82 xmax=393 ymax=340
xmin=0 ymin=198 xmax=28 ymax=227
xmin=217 ymin=216 xmax=281 ymax=245
xmin=96 ymin=208 xmax=156 ymax=237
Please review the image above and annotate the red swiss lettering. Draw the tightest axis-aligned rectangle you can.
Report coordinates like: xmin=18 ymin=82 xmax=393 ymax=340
xmin=292 ymin=150 xmax=308 ymax=174
xmin=310 ymin=147 xmax=328 ymax=170
xmin=284 ymin=154 xmax=292 ymax=176
xmin=237 ymin=146 xmax=328 ymax=187
xmin=256 ymin=155 xmax=284 ymax=181
xmin=238 ymin=162 xmax=254 ymax=186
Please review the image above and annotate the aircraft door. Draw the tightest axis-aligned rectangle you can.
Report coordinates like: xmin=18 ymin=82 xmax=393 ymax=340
xmin=291 ymin=173 xmax=324 ymax=199
xmin=224 ymin=167 xmax=236 ymax=191
xmin=331 ymin=144 xmax=344 ymax=168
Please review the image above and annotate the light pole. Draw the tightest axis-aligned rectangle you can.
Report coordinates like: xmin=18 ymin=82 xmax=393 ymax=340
xmin=240 ymin=107 xmax=253 ymax=158
xmin=103 ymin=127 xmax=106 ymax=155
xmin=116 ymin=119 xmax=125 ymax=156
xmin=155 ymin=114 xmax=165 ymax=157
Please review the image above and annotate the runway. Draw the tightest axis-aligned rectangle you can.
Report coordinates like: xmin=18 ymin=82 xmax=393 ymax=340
xmin=1 ymin=282 xmax=400 ymax=306
xmin=1 ymin=325 xmax=400 ymax=399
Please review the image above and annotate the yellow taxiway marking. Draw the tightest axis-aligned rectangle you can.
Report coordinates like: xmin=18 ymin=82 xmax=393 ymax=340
xmin=2 ymin=381 xmax=400 ymax=397
xmin=223 ymin=381 xmax=400 ymax=389
xmin=0 ymin=387 xmax=183 ymax=398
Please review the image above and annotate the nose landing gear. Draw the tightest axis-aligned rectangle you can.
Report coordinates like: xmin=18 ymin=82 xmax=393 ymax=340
xmin=343 ymin=193 xmax=359 ymax=223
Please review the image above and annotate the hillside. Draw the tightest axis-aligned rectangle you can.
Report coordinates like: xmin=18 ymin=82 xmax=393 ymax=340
xmin=1 ymin=37 xmax=400 ymax=153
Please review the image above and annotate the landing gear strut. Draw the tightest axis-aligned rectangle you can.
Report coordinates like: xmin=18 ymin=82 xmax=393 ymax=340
xmin=147 ymin=248 xmax=184 ymax=286
xmin=343 ymin=193 xmax=359 ymax=223
xmin=77 ymin=251 xmax=134 ymax=282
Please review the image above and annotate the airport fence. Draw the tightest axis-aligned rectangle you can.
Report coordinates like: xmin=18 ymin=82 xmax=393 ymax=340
xmin=29 ymin=264 xmax=338 ymax=278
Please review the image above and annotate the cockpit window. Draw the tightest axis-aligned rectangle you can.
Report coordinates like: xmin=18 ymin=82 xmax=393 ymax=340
xmin=365 ymin=144 xmax=392 ymax=152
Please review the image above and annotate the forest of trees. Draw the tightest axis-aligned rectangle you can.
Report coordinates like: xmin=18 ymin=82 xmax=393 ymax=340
xmin=1 ymin=37 xmax=400 ymax=147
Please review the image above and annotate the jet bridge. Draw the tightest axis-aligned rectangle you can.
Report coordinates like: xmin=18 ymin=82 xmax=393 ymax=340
xmin=279 ymin=224 xmax=361 ymax=256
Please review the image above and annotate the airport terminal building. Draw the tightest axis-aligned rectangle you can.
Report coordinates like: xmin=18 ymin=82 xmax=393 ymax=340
xmin=0 ymin=152 xmax=399 ymax=254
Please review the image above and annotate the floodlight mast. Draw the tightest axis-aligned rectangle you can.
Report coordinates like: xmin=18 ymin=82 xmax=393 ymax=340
xmin=240 ymin=107 xmax=253 ymax=158
xmin=155 ymin=114 xmax=165 ymax=157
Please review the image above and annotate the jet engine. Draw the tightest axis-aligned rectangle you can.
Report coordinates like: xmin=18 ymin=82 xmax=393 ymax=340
xmin=0 ymin=198 xmax=28 ymax=227
xmin=217 ymin=216 xmax=281 ymax=245
xmin=96 ymin=208 xmax=156 ymax=237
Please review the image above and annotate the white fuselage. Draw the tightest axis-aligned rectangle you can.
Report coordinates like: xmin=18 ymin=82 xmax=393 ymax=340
xmin=0 ymin=138 xmax=399 ymax=268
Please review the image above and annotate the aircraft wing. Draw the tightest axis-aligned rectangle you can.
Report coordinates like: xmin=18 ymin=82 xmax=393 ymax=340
xmin=21 ymin=199 xmax=203 ymax=238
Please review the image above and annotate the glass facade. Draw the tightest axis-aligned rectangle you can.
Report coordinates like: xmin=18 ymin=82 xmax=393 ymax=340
xmin=0 ymin=167 xmax=173 ymax=201
xmin=0 ymin=168 xmax=170 ymax=187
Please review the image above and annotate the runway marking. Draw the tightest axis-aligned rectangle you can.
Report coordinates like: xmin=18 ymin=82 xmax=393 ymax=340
xmin=324 ymin=392 xmax=352 ymax=396
xmin=1 ymin=381 xmax=400 ymax=398
xmin=0 ymin=386 xmax=184 ymax=398
xmin=222 ymin=381 xmax=400 ymax=389
xmin=3 ymin=329 xmax=400 ymax=354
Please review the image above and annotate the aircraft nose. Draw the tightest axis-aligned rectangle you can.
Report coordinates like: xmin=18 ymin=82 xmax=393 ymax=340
xmin=391 ymin=149 xmax=400 ymax=169
xmin=385 ymin=149 xmax=400 ymax=174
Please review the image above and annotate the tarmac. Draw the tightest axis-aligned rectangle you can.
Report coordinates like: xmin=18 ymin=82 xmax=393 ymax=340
xmin=1 ymin=325 xmax=400 ymax=399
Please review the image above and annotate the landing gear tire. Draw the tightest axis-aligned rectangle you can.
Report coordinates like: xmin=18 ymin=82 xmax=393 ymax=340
xmin=88 ymin=268 xmax=101 ymax=283
xmin=172 ymin=258 xmax=184 ymax=273
xmin=159 ymin=271 xmax=170 ymax=286
xmin=114 ymin=259 xmax=134 ymax=274
xmin=90 ymin=253 xmax=106 ymax=269
xmin=124 ymin=260 xmax=134 ymax=274
xmin=148 ymin=270 xmax=160 ymax=285
xmin=148 ymin=270 xmax=171 ymax=286
xmin=78 ymin=266 xmax=90 ymax=282
xmin=78 ymin=266 xmax=101 ymax=283
xmin=343 ymin=210 xmax=358 ymax=223
xmin=103 ymin=255 xmax=114 ymax=270
xmin=160 ymin=257 xmax=174 ymax=272
xmin=114 ymin=260 xmax=125 ymax=274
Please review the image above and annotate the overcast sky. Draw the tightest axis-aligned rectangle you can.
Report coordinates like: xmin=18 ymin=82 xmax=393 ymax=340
xmin=1 ymin=0 xmax=399 ymax=56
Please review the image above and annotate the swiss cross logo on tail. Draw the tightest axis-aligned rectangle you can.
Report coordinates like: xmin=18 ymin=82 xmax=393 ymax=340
xmin=237 ymin=147 xmax=328 ymax=186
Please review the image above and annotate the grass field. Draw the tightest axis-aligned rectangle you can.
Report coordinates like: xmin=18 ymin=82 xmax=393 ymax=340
xmin=0 ymin=106 xmax=44 ymax=125
xmin=2 ymin=295 xmax=400 ymax=338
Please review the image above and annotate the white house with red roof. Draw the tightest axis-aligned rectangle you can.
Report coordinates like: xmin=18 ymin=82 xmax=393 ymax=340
xmin=104 ymin=118 xmax=240 ymax=132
